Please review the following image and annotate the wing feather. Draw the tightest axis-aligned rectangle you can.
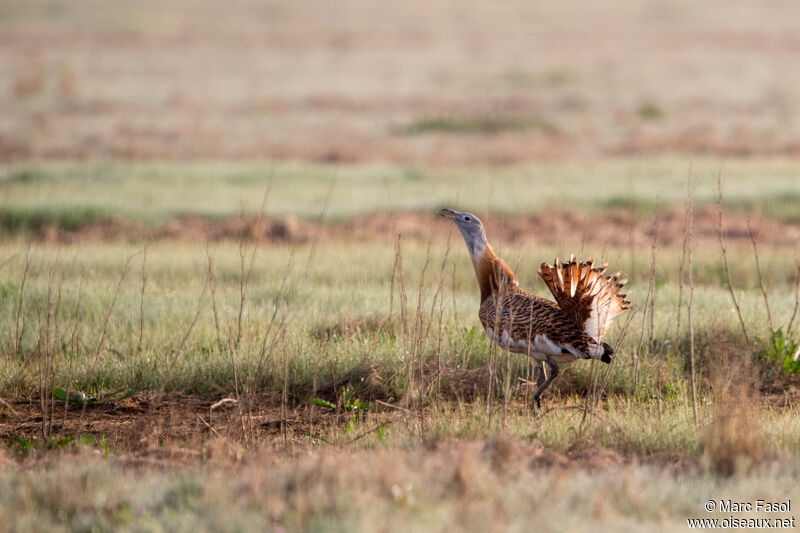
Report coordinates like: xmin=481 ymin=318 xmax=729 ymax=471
xmin=538 ymin=257 xmax=631 ymax=340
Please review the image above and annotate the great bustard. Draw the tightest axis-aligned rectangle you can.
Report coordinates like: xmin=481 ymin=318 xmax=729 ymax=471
xmin=441 ymin=208 xmax=631 ymax=408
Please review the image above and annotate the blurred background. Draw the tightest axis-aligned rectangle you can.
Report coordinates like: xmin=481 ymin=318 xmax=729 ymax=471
xmin=3 ymin=0 xmax=800 ymax=165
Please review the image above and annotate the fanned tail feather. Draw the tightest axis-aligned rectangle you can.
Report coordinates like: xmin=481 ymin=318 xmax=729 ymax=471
xmin=538 ymin=254 xmax=631 ymax=340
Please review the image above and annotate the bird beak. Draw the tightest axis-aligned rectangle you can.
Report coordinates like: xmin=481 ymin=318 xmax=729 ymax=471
xmin=439 ymin=208 xmax=457 ymax=220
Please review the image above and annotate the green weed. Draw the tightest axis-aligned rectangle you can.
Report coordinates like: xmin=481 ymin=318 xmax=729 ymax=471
xmin=757 ymin=328 xmax=800 ymax=375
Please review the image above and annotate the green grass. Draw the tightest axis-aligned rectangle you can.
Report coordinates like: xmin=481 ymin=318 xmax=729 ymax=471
xmin=0 ymin=206 xmax=114 ymax=232
xmin=0 ymin=238 xmax=797 ymax=413
xmin=401 ymin=115 xmax=557 ymax=135
xmin=2 ymin=158 xmax=800 ymax=224
xmin=638 ymin=102 xmax=666 ymax=121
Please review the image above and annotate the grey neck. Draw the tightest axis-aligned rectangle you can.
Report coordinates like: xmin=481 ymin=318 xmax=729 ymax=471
xmin=458 ymin=227 xmax=488 ymax=261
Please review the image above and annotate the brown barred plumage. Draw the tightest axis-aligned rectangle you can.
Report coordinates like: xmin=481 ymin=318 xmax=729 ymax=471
xmin=441 ymin=208 xmax=631 ymax=408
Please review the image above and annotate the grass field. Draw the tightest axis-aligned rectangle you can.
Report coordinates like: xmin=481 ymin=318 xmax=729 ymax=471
xmin=1 ymin=159 xmax=800 ymax=530
xmin=3 ymin=0 xmax=800 ymax=530
xmin=3 ymin=158 xmax=800 ymax=223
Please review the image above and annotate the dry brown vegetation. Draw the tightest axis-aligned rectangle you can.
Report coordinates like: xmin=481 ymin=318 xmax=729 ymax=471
xmin=2 ymin=0 xmax=800 ymax=163
xmin=6 ymin=435 xmax=794 ymax=532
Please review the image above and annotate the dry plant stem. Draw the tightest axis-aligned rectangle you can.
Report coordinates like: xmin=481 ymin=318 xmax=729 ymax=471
xmin=196 ymin=414 xmax=223 ymax=439
xmin=524 ymin=275 xmax=542 ymax=407
xmin=219 ymin=291 xmax=250 ymax=439
xmin=346 ymin=419 xmax=396 ymax=445
xmin=787 ymin=264 xmax=800 ymax=337
xmin=206 ymin=247 xmax=226 ymax=355
xmin=393 ymin=235 xmax=410 ymax=401
xmin=436 ymin=273 xmax=445 ymax=401
xmin=675 ymin=176 xmax=690 ymax=345
xmin=206 ymin=249 xmax=246 ymax=438
xmin=247 ymin=249 xmax=295 ymax=392
xmin=686 ymin=171 xmax=698 ymax=425
xmin=244 ymin=250 xmax=295 ymax=443
xmin=486 ymin=287 xmax=500 ymax=416
xmin=633 ymin=220 xmax=659 ymax=397
xmin=675 ymin=236 xmax=685 ymax=343
xmin=14 ymin=242 xmax=32 ymax=357
xmin=38 ymin=259 xmax=50 ymax=437
xmin=37 ymin=248 xmax=65 ymax=438
xmin=85 ymin=253 xmax=136 ymax=384
xmin=579 ymin=357 xmax=599 ymax=431
xmin=413 ymin=241 xmax=432 ymax=431
xmin=236 ymin=191 xmax=269 ymax=347
xmin=594 ymin=306 xmax=638 ymax=408
xmin=488 ymin=274 xmax=508 ymax=422
xmin=40 ymin=253 xmax=59 ymax=439
xmin=232 ymin=191 xmax=268 ymax=440
xmin=155 ymin=274 xmax=209 ymax=399
xmin=716 ymin=173 xmax=751 ymax=346
xmin=303 ymin=180 xmax=333 ymax=277
xmin=241 ymin=224 xmax=301 ymax=440
xmin=388 ymin=251 xmax=396 ymax=329
xmin=503 ymin=340 xmax=511 ymax=427
xmin=429 ymin=234 xmax=453 ymax=403
xmin=747 ymin=220 xmax=775 ymax=343
xmin=309 ymin=189 xmax=333 ymax=435
xmin=627 ymin=186 xmax=636 ymax=283
xmin=387 ymin=213 xmax=399 ymax=328
xmin=418 ymin=238 xmax=452 ymax=404
xmin=0 ymin=252 xmax=18 ymax=273
xmin=582 ymin=269 xmax=629 ymax=422
xmin=0 ymin=397 xmax=18 ymax=415
xmin=499 ymin=295 xmax=514 ymax=427
xmin=78 ymin=252 xmax=136 ymax=427
xmin=647 ymin=214 xmax=659 ymax=355
xmin=138 ymin=246 xmax=147 ymax=351
xmin=451 ymin=263 xmax=458 ymax=326
xmin=48 ymin=259 xmax=64 ymax=438
xmin=62 ymin=275 xmax=85 ymax=430
xmin=282 ymin=334 xmax=289 ymax=446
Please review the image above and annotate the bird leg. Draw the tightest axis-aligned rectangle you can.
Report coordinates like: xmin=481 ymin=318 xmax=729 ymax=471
xmin=534 ymin=361 xmax=546 ymax=387
xmin=531 ymin=360 xmax=559 ymax=410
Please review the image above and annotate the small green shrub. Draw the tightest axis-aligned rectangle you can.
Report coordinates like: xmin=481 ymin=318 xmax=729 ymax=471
xmin=756 ymin=328 xmax=800 ymax=375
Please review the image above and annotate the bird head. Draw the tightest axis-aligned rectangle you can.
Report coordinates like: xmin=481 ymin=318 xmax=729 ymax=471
xmin=440 ymin=208 xmax=488 ymax=259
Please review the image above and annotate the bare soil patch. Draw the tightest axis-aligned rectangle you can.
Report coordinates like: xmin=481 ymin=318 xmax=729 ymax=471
xmin=28 ymin=206 xmax=800 ymax=248
xmin=0 ymin=393 xmax=702 ymax=472
xmin=0 ymin=393 xmax=295 ymax=458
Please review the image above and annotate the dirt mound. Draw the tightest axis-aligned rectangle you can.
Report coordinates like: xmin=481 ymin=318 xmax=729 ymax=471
xmin=37 ymin=215 xmax=318 ymax=244
xmin=31 ymin=207 xmax=800 ymax=247
xmin=485 ymin=205 xmax=800 ymax=247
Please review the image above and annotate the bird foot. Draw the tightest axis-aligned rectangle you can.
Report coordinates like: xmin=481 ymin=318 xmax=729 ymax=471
xmin=531 ymin=397 xmax=542 ymax=412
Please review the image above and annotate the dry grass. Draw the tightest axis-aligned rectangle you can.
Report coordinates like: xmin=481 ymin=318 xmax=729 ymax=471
xmin=703 ymin=361 xmax=765 ymax=476
xmin=2 ymin=0 xmax=800 ymax=163
xmin=0 ymin=439 xmax=798 ymax=532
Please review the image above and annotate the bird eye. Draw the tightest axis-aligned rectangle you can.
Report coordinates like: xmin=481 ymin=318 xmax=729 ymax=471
xmin=464 ymin=216 xmax=471 ymax=222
